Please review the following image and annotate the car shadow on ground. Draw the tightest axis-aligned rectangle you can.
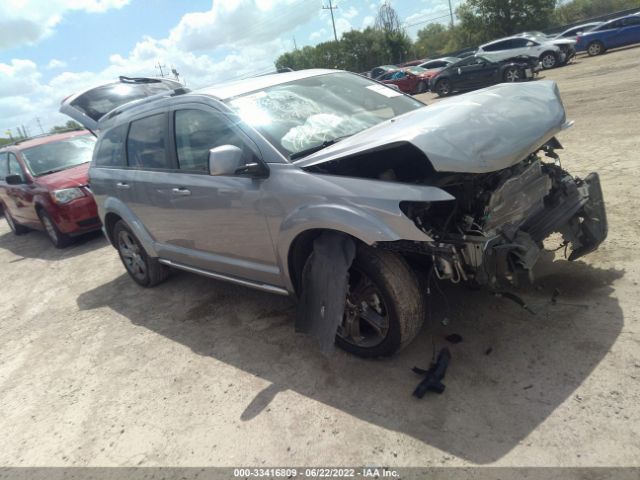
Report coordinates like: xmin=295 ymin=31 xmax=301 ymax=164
xmin=0 ymin=229 xmax=107 ymax=261
xmin=76 ymin=254 xmax=624 ymax=463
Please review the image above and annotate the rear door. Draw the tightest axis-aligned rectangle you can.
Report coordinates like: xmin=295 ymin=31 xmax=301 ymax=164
xmin=59 ymin=77 xmax=182 ymax=131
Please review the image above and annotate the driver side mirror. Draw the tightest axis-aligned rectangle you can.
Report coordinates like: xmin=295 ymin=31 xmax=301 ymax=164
xmin=208 ymin=145 xmax=268 ymax=178
xmin=5 ymin=174 xmax=23 ymax=185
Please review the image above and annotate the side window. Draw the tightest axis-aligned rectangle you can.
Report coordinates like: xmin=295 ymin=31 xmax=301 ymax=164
xmin=623 ymin=17 xmax=640 ymax=26
xmin=95 ymin=124 xmax=127 ymax=168
xmin=8 ymin=153 xmax=25 ymax=182
xmin=126 ymin=113 xmax=170 ymax=170
xmin=174 ymin=109 xmax=255 ymax=172
xmin=0 ymin=153 xmax=8 ymax=179
xmin=485 ymin=40 xmax=511 ymax=51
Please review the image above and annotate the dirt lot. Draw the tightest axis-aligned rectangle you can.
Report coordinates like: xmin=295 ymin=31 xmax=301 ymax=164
xmin=1 ymin=46 xmax=639 ymax=468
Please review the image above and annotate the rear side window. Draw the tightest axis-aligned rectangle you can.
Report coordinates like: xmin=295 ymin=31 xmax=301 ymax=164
xmin=126 ymin=113 xmax=170 ymax=170
xmin=484 ymin=40 xmax=511 ymax=51
xmin=0 ymin=153 xmax=8 ymax=179
xmin=95 ymin=125 xmax=127 ymax=167
xmin=174 ymin=109 xmax=254 ymax=172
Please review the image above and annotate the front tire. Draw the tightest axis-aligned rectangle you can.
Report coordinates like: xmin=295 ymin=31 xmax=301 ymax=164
xmin=5 ymin=210 xmax=29 ymax=235
xmin=434 ymin=79 xmax=452 ymax=97
xmin=113 ymin=220 xmax=169 ymax=287
xmin=38 ymin=209 xmax=71 ymax=248
xmin=503 ymin=66 xmax=521 ymax=82
xmin=336 ymin=246 xmax=425 ymax=358
xmin=587 ymin=41 xmax=605 ymax=56
xmin=540 ymin=51 xmax=558 ymax=69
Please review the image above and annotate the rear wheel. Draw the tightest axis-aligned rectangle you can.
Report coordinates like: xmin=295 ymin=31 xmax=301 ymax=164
xmin=114 ymin=220 xmax=169 ymax=287
xmin=503 ymin=66 xmax=521 ymax=82
xmin=336 ymin=246 xmax=425 ymax=358
xmin=587 ymin=41 xmax=605 ymax=56
xmin=540 ymin=51 xmax=558 ymax=69
xmin=434 ymin=79 xmax=452 ymax=97
xmin=38 ymin=209 xmax=71 ymax=248
xmin=5 ymin=210 xmax=29 ymax=235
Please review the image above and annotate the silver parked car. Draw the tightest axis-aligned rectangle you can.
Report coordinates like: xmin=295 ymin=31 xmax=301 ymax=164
xmin=60 ymin=71 xmax=607 ymax=357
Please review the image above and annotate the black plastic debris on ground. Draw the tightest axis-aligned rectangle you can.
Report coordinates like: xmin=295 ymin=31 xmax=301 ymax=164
xmin=445 ymin=333 xmax=463 ymax=344
xmin=412 ymin=347 xmax=451 ymax=398
xmin=295 ymin=231 xmax=356 ymax=355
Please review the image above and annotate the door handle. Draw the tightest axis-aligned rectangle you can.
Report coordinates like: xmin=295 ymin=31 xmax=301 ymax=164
xmin=171 ymin=187 xmax=191 ymax=196
xmin=116 ymin=182 xmax=130 ymax=189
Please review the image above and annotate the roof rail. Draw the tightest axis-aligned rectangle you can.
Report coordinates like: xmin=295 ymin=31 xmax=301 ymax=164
xmin=104 ymin=87 xmax=191 ymax=122
xmin=1 ymin=129 xmax=85 ymax=148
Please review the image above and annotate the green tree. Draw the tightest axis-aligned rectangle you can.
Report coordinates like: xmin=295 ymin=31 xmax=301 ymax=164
xmin=375 ymin=1 xmax=412 ymax=63
xmin=50 ymin=120 xmax=83 ymax=134
xmin=552 ymin=0 xmax=640 ymax=25
xmin=457 ymin=0 xmax=557 ymax=44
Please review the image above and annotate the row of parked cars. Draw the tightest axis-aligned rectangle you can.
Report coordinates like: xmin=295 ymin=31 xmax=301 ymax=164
xmin=367 ymin=12 xmax=640 ymax=97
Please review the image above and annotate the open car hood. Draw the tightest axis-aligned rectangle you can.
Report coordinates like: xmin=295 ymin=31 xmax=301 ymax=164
xmin=59 ymin=77 xmax=183 ymax=131
xmin=295 ymin=81 xmax=569 ymax=174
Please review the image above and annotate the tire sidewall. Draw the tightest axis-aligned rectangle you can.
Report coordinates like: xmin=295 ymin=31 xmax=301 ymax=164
xmin=113 ymin=221 xmax=152 ymax=287
xmin=38 ymin=209 xmax=69 ymax=248
xmin=436 ymin=79 xmax=450 ymax=97
xmin=588 ymin=42 xmax=603 ymax=56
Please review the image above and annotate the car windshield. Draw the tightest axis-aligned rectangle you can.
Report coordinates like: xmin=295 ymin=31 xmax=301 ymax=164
xmin=226 ymin=72 xmax=424 ymax=159
xmin=22 ymin=135 xmax=96 ymax=176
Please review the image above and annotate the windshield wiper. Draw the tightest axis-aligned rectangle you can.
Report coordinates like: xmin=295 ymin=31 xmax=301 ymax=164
xmin=289 ymin=136 xmax=349 ymax=161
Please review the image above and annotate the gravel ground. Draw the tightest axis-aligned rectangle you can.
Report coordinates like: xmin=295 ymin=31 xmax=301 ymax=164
xmin=0 ymin=46 xmax=639 ymax=468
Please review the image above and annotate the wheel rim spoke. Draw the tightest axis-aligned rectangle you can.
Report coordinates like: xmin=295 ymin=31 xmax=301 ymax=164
xmin=359 ymin=304 xmax=386 ymax=337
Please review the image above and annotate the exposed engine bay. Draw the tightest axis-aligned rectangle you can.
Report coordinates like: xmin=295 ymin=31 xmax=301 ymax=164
xmin=303 ymin=139 xmax=607 ymax=288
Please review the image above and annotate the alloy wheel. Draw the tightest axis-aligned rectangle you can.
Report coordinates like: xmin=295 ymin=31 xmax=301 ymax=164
xmin=118 ymin=230 xmax=147 ymax=281
xmin=505 ymin=68 xmax=520 ymax=82
xmin=337 ymin=269 xmax=390 ymax=348
xmin=588 ymin=43 xmax=602 ymax=56
xmin=436 ymin=80 xmax=451 ymax=96
xmin=541 ymin=54 xmax=556 ymax=69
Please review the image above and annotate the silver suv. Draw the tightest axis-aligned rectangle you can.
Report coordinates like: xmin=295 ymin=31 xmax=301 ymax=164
xmin=61 ymin=71 xmax=607 ymax=357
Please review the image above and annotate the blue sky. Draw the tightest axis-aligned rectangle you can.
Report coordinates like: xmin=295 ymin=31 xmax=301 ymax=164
xmin=0 ymin=0 xmax=462 ymax=135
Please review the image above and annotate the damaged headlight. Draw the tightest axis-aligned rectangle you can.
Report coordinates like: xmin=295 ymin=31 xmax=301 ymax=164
xmin=51 ymin=187 xmax=84 ymax=204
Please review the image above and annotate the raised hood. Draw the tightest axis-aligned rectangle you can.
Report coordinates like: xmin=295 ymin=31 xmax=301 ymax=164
xmin=295 ymin=80 xmax=569 ymax=174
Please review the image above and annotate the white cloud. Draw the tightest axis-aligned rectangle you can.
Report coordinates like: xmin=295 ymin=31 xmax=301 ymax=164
xmin=361 ymin=15 xmax=374 ymax=28
xmin=0 ymin=0 xmax=130 ymax=49
xmin=342 ymin=6 xmax=358 ymax=19
xmin=310 ymin=28 xmax=328 ymax=42
xmin=335 ymin=17 xmax=353 ymax=37
xmin=47 ymin=58 xmax=67 ymax=69
xmin=0 ymin=59 xmax=41 ymax=97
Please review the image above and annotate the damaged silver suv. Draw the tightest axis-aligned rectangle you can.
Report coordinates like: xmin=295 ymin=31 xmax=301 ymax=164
xmin=60 ymin=71 xmax=607 ymax=357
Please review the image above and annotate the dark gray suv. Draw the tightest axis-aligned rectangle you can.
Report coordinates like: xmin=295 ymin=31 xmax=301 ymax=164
xmin=60 ymin=72 xmax=606 ymax=357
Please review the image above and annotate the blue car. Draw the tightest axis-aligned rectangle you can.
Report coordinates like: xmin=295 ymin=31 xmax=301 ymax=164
xmin=576 ymin=13 xmax=640 ymax=56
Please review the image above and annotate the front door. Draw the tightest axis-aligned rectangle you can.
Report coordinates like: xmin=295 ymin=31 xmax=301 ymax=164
xmin=126 ymin=106 xmax=279 ymax=285
xmin=5 ymin=153 xmax=37 ymax=226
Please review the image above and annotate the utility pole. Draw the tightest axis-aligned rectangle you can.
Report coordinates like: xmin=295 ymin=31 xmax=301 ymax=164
xmin=293 ymin=36 xmax=298 ymax=50
xmin=155 ymin=60 xmax=167 ymax=77
xmin=323 ymin=0 xmax=338 ymax=42
xmin=448 ymin=0 xmax=454 ymax=27
xmin=36 ymin=117 xmax=45 ymax=135
xmin=5 ymin=129 xmax=13 ymax=140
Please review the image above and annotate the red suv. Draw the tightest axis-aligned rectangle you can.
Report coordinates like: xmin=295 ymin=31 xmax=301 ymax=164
xmin=0 ymin=131 xmax=101 ymax=248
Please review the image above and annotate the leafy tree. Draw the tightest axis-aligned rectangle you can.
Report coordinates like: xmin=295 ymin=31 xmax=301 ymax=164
xmin=552 ymin=0 xmax=640 ymax=25
xmin=50 ymin=120 xmax=83 ymax=134
xmin=375 ymin=1 xmax=412 ymax=63
xmin=457 ymin=0 xmax=557 ymax=43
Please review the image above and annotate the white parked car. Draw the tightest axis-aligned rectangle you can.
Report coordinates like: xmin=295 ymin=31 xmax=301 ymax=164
xmin=477 ymin=35 xmax=565 ymax=69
